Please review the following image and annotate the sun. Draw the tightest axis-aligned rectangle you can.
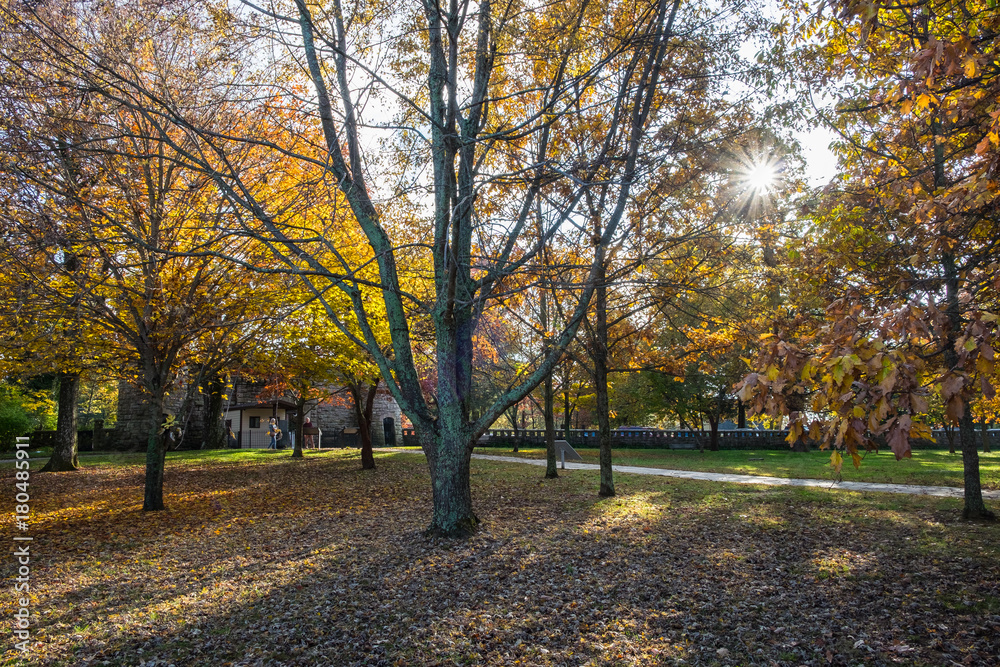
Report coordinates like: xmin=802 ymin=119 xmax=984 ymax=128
xmin=727 ymin=150 xmax=785 ymax=219
xmin=745 ymin=162 xmax=777 ymax=194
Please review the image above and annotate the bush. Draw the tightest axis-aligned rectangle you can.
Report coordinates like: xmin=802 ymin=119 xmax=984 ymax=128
xmin=0 ymin=382 xmax=55 ymax=450
xmin=0 ymin=399 xmax=34 ymax=450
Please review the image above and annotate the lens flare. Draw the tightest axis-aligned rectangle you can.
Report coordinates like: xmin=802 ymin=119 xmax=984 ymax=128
xmin=746 ymin=162 xmax=777 ymax=194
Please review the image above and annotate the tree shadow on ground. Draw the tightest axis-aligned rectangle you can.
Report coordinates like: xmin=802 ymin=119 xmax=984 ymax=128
xmin=2 ymin=451 xmax=998 ymax=666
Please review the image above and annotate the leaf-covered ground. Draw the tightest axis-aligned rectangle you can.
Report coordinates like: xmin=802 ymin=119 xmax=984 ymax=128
xmin=2 ymin=450 xmax=999 ymax=666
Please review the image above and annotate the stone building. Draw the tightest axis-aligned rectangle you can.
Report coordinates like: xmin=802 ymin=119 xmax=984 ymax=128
xmin=115 ymin=377 xmax=402 ymax=450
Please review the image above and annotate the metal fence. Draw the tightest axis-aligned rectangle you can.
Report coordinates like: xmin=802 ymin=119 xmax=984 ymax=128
xmin=401 ymin=427 xmax=999 ymax=451
xmin=402 ymin=428 xmax=794 ymax=450
xmin=236 ymin=430 xmax=281 ymax=449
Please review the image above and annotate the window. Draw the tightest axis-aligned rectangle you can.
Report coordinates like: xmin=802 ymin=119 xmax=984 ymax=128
xmin=249 ymin=416 xmax=261 ymax=429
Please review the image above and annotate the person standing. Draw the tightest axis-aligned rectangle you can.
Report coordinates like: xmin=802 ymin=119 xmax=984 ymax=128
xmin=303 ymin=417 xmax=316 ymax=449
xmin=267 ymin=417 xmax=280 ymax=449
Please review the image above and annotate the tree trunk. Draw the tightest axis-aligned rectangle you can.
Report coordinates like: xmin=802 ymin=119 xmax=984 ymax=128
xmin=959 ymin=405 xmax=995 ymax=520
xmin=707 ymin=414 xmax=720 ymax=451
xmin=737 ymin=400 xmax=746 ymax=429
xmin=423 ymin=424 xmax=478 ymax=537
xmin=292 ymin=395 xmax=306 ymax=458
xmin=980 ymin=418 xmax=991 ymax=453
xmin=204 ymin=373 xmax=227 ymax=450
xmin=544 ymin=369 xmax=557 ymax=478
xmin=351 ymin=381 xmax=380 ymax=470
xmin=940 ymin=258 xmax=991 ymax=518
xmin=594 ymin=261 xmax=614 ymax=497
xmin=143 ymin=389 xmax=168 ymax=511
xmin=707 ymin=385 xmax=723 ymax=451
xmin=945 ymin=424 xmax=956 ymax=453
xmin=41 ymin=371 xmax=80 ymax=472
xmin=507 ymin=404 xmax=520 ymax=453
xmin=563 ymin=385 xmax=573 ymax=441
xmin=541 ymin=288 xmax=557 ymax=478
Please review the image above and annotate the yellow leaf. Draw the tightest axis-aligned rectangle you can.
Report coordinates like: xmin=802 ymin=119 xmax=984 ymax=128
xmin=964 ymin=58 xmax=976 ymax=78
xmin=830 ymin=450 xmax=843 ymax=471
xmin=900 ymin=99 xmax=913 ymax=115
xmin=916 ymin=94 xmax=932 ymax=111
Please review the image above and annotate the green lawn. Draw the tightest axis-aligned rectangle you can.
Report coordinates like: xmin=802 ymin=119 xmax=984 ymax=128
xmin=481 ymin=445 xmax=1000 ymax=490
xmin=0 ymin=447 xmax=298 ymax=470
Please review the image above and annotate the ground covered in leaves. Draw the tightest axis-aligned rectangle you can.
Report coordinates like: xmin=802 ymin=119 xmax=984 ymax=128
xmin=3 ymin=450 xmax=999 ymax=666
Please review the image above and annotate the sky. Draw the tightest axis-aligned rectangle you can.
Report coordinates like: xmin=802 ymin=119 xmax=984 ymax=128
xmin=799 ymin=126 xmax=840 ymax=188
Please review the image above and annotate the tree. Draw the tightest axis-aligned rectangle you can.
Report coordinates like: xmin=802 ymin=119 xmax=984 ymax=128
xmin=0 ymin=183 xmax=116 ymax=471
xmin=9 ymin=0 xmax=774 ymax=534
xmin=259 ymin=288 xmax=388 ymax=468
xmin=0 ymin=28 xmax=272 ymax=506
xmin=739 ymin=0 xmax=999 ymax=519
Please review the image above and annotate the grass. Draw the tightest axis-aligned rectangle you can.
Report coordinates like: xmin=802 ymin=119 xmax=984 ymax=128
xmin=483 ymin=445 xmax=1000 ymax=490
xmin=2 ymin=449 xmax=999 ymax=666
xmin=0 ymin=447 xmax=301 ymax=470
xmin=8 ymin=445 xmax=999 ymax=491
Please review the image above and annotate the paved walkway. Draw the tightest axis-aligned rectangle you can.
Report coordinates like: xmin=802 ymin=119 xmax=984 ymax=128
xmin=396 ymin=450 xmax=1000 ymax=500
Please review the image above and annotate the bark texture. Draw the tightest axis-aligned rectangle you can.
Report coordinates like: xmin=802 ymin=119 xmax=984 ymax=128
xmin=42 ymin=372 xmax=80 ymax=472
xmin=143 ymin=390 xmax=168 ymax=511
xmin=960 ymin=406 xmax=995 ymax=520
xmin=594 ymin=262 xmax=614 ymax=497
xmin=424 ymin=428 xmax=478 ymax=537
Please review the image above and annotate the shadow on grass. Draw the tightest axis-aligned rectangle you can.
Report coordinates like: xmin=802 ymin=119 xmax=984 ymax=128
xmin=2 ymin=451 xmax=999 ymax=666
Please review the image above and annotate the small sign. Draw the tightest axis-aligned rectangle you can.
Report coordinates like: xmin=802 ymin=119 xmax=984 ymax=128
xmin=554 ymin=440 xmax=583 ymax=461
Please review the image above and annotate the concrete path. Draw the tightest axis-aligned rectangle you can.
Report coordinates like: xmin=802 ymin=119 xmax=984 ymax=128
xmin=453 ymin=452 xmax=1000 ymax=500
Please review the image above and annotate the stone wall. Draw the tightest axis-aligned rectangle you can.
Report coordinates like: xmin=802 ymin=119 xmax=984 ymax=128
xmin=112 ymin=383 xmax=174 ymax=451
xmin=305 ymin=390 xmax=402 ymax=448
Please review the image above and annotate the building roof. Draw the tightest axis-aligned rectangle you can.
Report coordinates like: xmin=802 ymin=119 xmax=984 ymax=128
xmin=229 ymin=399 xmax=300 ymax=411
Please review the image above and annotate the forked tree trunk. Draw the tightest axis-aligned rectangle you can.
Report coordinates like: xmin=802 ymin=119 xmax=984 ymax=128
xmin=945 ymin=424 xmax=956 ymax=453
xmin=42 ymin=371 xmax=80 ymax=472
xmin=350 ymin=381 xmax=380 ymax=470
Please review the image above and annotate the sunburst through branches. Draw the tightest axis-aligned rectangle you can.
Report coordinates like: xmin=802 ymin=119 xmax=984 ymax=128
xmin=731 ymin=149 xmax=785 ymax=219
